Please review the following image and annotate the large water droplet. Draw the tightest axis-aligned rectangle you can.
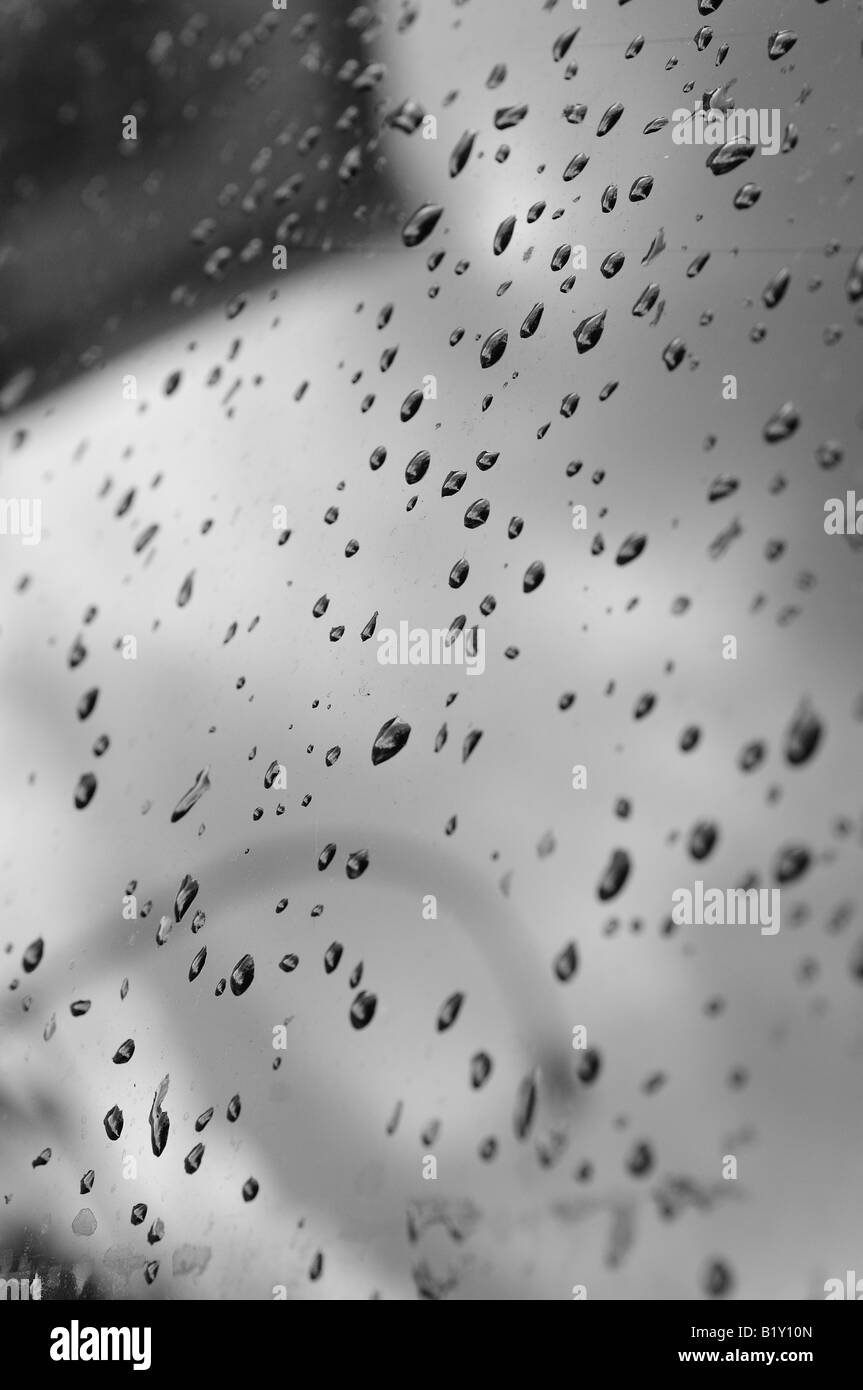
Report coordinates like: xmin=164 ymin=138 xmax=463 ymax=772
xmin=574 ymin=311 xmax=606 ymax=353
xmin=184 ymin=1144 xmax=205 ymax=1175
xmin=480 ymin=328 xmax=508 ymax=368
xmin=784 ymin=701 xmax=823 ymax=766
xmin=230 ymin=953 xmax=255 ymax=996
xmin=402 ymin=203 xmax=443 ymax=247
xmin=74 ymin=772 xmax=97 ymax=809
xmin=493 ymin=215 xmax=516 ymax=256
xmin=405 ymin=450 xmax=430 ymax=484
xmin=523 ymin=560 xmax=545 ymax=593
xmin=597 ymin=102 xmax=624 ymax=137
xmin=22 ymin=938 xmax=44 ymax=973
xmin=449 ymin=130 xmax=477 ymax=178
xmin=350 ymin=990 xmax=378 ymax=1028
xmin=768 ymin=29 xmax=797 ymax=60
xmin=371 ymin=716 xmax=411 ymax=765
xmin=616 ymin=533 xmax=647 ymax=565
xmin=170 ymin=767 xmax=211 ymax=823
xmin=706 ymin=139 xmax=755 ymax=175
xmin=346 ymin=849 xmax=369 ymax=879
xmin=103 ymin=1105 xmax=124 ymax=1141
xmin=763 ymin=402 xmax=800 ymax=443
xmin=464 ymin=498 xmax=490 ymax=529
xmin=520 ymin=302 xmax=544 ymax=338
xmin=149 ymin=1076 xmax=170 ymax=1157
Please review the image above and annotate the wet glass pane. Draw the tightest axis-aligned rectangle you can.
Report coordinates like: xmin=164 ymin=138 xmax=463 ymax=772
xmin=1 ymin=0 xmax=862 ymax=1307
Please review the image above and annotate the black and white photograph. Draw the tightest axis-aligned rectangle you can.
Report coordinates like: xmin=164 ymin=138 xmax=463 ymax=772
xmin=0 ymin=0 xmax=861 ymax=1353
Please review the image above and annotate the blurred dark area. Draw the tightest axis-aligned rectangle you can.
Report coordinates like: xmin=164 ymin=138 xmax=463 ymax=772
xmin=1 ymin=1231 xmax=107 ymax=1299
xmin=0 ymin=0 xmax=400 ymax=411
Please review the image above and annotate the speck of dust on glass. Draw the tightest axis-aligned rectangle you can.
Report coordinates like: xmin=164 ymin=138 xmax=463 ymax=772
xmin=0 ymin=0 xmax=861 ymax=1314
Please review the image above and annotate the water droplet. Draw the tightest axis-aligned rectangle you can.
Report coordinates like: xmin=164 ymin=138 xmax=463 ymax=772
xmin=184 ymin=1143 xmax=205 ymax=1174
xmin=401 ymin=203 xmax=443 ymax=248
xmin=704 ymin=1259 xmax=733 ymax=1297
xmin=553 ymin=27 xmax=579 ymax=62
xmin=149 ymin=1076 xmax=170 ymax=1157
xmin=662 ymin=337 xmax=686 ymax=370
xmin=773 ymin=844 xmax=811 ymax=884
xmin=563 ymin=152 xmax=589 ymax=181
xmin=449 ymin=557 xmax=470 ymax=588
xmin=493 ymin=215 xmax=516 ymax=256
xmin=480 ymin=328 xmax=508 ymax=368
xmin=230 ymin=953 xmax=255 ymax=996
xmin=513 ymin=1071 xmax=538 ymax=1139
xmin=763 ymin=402 xmax=800 ymax=443
xmin=464 ymin=498 xmax=490 ymax=529
xmin=629 ymin=174 xmax=654 ymax=201
xmin=103 ymin=1105 xmax=124 ymax=1141
xmin=74 ymin=772 xmax=97 ymax=809
xmin=174 ymin=873 xmax=199 ymax=922
xmin=763 ymin=267 xmax=791 ymax=308
xmin=523 ymin=560 xmax=545 ymax=593
xmin=324 ymin=941 xmax=344 ymax=974
xmin=72 ymin=1207 xmax=97 ymax=1236
xmin=689 ymin=820 xmax=719 ymax=861
xmin=77 ymin=687 xmax=99 ymax=720
xmin=170 ymin=767 xmax=211 ymax=823
xmin=371 ymin=716 xmax=411 ymax=765
xmin=449 ymin=130 xmax=477 ymax=178
xmin=733 ymin=183 xmax=761 ymax=212
xmin=405 ymin=450 xmax=430 ymax=484
xmin=350 ymin=990 xmax=378 ymax=1028
xmin=520 ymin=302 xmax=544 ymax=338
xmin=616 ymin=533 xmax=647 ymax=565
xmin=22 ymin=938 xmax=44 ymax=973
xmin=346 ymin=849 xmax=369 ymax=879
xmin=706 ymin=139 xmax=755 ymax=175
xmin=784 ymin=702 xmax=823 ymax=766
xmin=597 ymin=848 xmax=631 ymax=900
xmin=494 ymin=104 xmax=528 ymax=130
xmin=177 ymin=570 xmax=194 ymax=607
xmin=738 ymin=740 xmax=766 ymax=772
xmin=318 ymin=843 xmax=337 ymax=871
xmin=553 ymin=941 xmax=578 ymax=981
xmin=632 ymin=284 xmax=660 ymax=317
xmin=846 ymin=246 xmax=863 ymax=302
xmin=574 ymin=310 xmax=606 ymax=353
xmin=768 ymin=29 xmax=797 ymax=60
xmin=708 ymin=475 xmax=738 ymax=502
xmin=470 ymin=1052 xmax=493 ymax=1088
xmin=597 ymin=103 xmax=624 ymax=137
xmin=189 ymin=945 xmax=207 ymax=981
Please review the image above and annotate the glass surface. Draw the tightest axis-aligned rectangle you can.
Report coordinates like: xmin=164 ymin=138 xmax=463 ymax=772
xmin=1 ymin=0 xmax=861 ymax=1302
